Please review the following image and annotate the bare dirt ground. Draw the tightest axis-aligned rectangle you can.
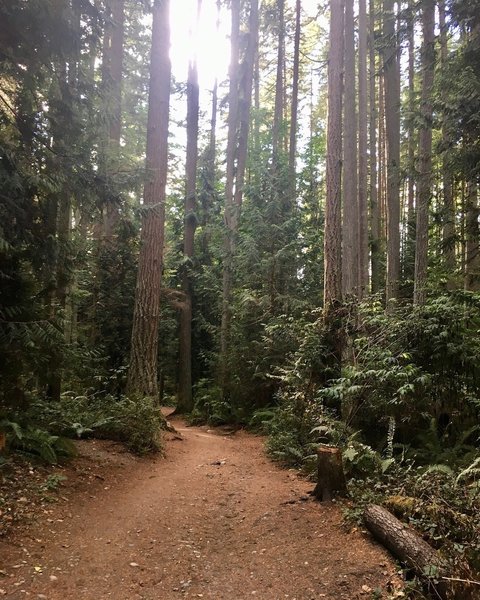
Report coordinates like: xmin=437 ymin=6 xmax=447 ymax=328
xmin=0 ymin=414 xmax=402 ymax=599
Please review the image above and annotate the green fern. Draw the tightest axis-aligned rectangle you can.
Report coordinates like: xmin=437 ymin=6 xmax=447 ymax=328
xmin=1 ymin=419 xmax=76 ymax=463
xmin=248 ymin=408 xmax=278 ymax=432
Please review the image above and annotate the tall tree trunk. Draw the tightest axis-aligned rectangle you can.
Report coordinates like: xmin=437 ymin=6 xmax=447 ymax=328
xmin=405 ymin=0 xmax=416 ymax=283
xmin=199 ymin=0 xmax=221 ymax=261
xmin=413 ymin=0 xmax=435 ymax=306
xmin=288 ymin=0 xmax=301 ymax=195
xmin=253 ymin=4 xmax=260 ymax=161
xmin=370 ymin=0 xmax=380 ymax=294
xmin=269 ymin=0 xmax=286 ymax=310
xmin=383 ymin=0 xmax=401 ymax=306
xmin=220 ymin=0 xmax=258 ymax=389
xmin=199 ymin=81 xmax=218 ymax=261
xmin=177 ymin=0 xmax=201 ymax=413
xmin=102 ymin=0 xmax=124 ymax=239
xmin=324 ymin=0 xmax=345 ymax=309
xmin=272 ymin=0 xmax=285 ymax=157
xmin=358 ymin=0 xmax=368 ymax=297
xmin=464 ymin=181 xmax=480 ymax=291
xmin=220 ymin=0 xmax=241 ymax=379
xmin=342 ymin=0 xmax=358 ymax=297
xmin=47 ymin=2 xmax=83 ymax=400
xmin=439 ymin=0 xmax=456 ymax=284
xmin=460 ymin=180 xmax=466 ymax=277
xmin=91 ymin=0 xmax=124 ymax=351
xmin=127 ymin=0 xmax=171 ymax=398
xmin=378 ymin=73 xmax=386 ymax=248
xmin=64 ymin=0 xmax=82 ymax=347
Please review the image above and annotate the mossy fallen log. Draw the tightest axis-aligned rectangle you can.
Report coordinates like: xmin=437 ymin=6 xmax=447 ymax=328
xmin=364 ymin=503 xmax=449 ymax=598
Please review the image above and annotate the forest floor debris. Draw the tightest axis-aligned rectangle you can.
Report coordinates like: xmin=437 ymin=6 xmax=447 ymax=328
xmin=0 ymin=414 xmax=403 ymax=599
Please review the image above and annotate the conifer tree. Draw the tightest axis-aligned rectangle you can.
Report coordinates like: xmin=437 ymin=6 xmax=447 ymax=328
xmin=127 ymin=0 xmax=171 ymax=398
xmin=324 ymin=0 xmax=345 ymax=310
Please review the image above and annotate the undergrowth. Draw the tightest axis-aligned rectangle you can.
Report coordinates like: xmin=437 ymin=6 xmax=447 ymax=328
xmin=261 ymin=293 xmax=480 ymax=593
xmin=1 ymin=393 xmax=164 ymax=460
xmin=190 ymin=378 xmax=251 ymax=425
xmin=0 ymin=418 xmax=77 ymax=463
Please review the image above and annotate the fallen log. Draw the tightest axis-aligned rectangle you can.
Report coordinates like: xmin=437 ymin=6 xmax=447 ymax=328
xmin=313 ymin=445 xmax=347 ymax=501
xmin=363 ymin=503 xmax=449 ymax=599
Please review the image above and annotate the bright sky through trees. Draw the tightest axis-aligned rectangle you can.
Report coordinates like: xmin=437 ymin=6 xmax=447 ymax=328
xmin=170 ymin=0 xmax=321 ymax=89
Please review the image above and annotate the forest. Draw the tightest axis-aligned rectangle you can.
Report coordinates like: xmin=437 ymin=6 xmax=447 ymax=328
xmin=0 ymin=0 xmax=479 ymax=597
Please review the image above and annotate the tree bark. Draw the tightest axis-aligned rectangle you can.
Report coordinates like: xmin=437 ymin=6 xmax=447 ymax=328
xmin=358 ymin=0 xmax=369 ymax=297
xmin=103 ymin=0 xmax=124 ymax=239
xmin=378 ymin=72 xmax=386 ymax=260
xmin=439 ymin=0 xmax=456 ymax=285
xmin=413 ymin=0 xmax=435 ymax=306
xmin=177 ymin=1 xmax=201 ymax=414
xmin=464 ymin=181 xmax=480 ymax=291
xmin=405 ymin=0 xmax=416 ymax=284
xmin=268 ymin=0 xmax=286 ymax=310
xmin=313 ymin=446 xmax=348 ymax=501
xmin=220 ymin=0 xmax=240 ymax=377
xmin=288 ymin=0 xmax=301 ymax=196
xmin=383 ymin=0 xmax=401 ymax=306
xmin=324 ymin=0 xmax=344 ymax=310
xmin=272 ymin=0 xmax=285 ymax=157
xmin=46 ymin=4 xmax=83 ymax=400
xmin=364 ymin=504 xmax=448 ymax=599
xmin=369 ymin=0 xmax=381 ymax=294
xmin=342 ymin=0 xmax=358 ymax=297
xmin=199 ymin=0 xmax=220 ymax=261
xmin=127 ymin=0 xmax=171 ymax=398
xmin=220 ymin=0 xmax=258 ymax=388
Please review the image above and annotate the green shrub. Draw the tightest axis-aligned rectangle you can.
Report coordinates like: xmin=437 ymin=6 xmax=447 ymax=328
xmin=265 ymin=385 xmax=350 ymax=469
xmin=190 ymin=378 xmax=236 ymax=425
xmin=25 ymin=393 xmax=164 ymax=455
xmin=94 ymin=395 xmax=164 ymax=454
xmin=248 ymin=407 xmax=278 ymax=433
xmin=0 ymin=418 xmax=76 ymax=463
xmin=314 ymin=294 xmax=480 ymax=456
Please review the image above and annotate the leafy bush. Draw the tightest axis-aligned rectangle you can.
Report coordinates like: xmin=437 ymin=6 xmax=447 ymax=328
xmin=265 ymin=294 xmax=480 ymax=583
xmin=98 ymin=395 xmax=164 ymax=454
xmin=0 ymin=418 xmax=76 ymax=463
xmin=317 ymin=294 xmax=480 ymax=457
xmin=265 ymin=387 xmax=349 ymax=470
xmin=26 ymin=394 xmax=164 ymax=455
xmin=248 ymin=407 xmax=278 ymax=433
xmin=267 ymin=294 xmax=480 ymax=470
xmin=190 ymin=378 xmax=237 ymax=425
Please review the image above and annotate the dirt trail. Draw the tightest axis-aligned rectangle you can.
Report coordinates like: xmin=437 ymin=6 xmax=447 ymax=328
xmin=0 ymin=416 xmax=400 ymax=599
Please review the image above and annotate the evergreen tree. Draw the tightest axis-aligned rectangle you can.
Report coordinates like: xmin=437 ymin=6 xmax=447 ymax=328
xmin=127 ymin=0 xmax=171 ymax=398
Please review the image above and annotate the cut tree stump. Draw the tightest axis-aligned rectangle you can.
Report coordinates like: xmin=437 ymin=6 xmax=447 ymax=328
xmin=313 ymin=445 xmax=347 ymax=501
xmin=363 ymin=504 xmax=449 ymax=599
